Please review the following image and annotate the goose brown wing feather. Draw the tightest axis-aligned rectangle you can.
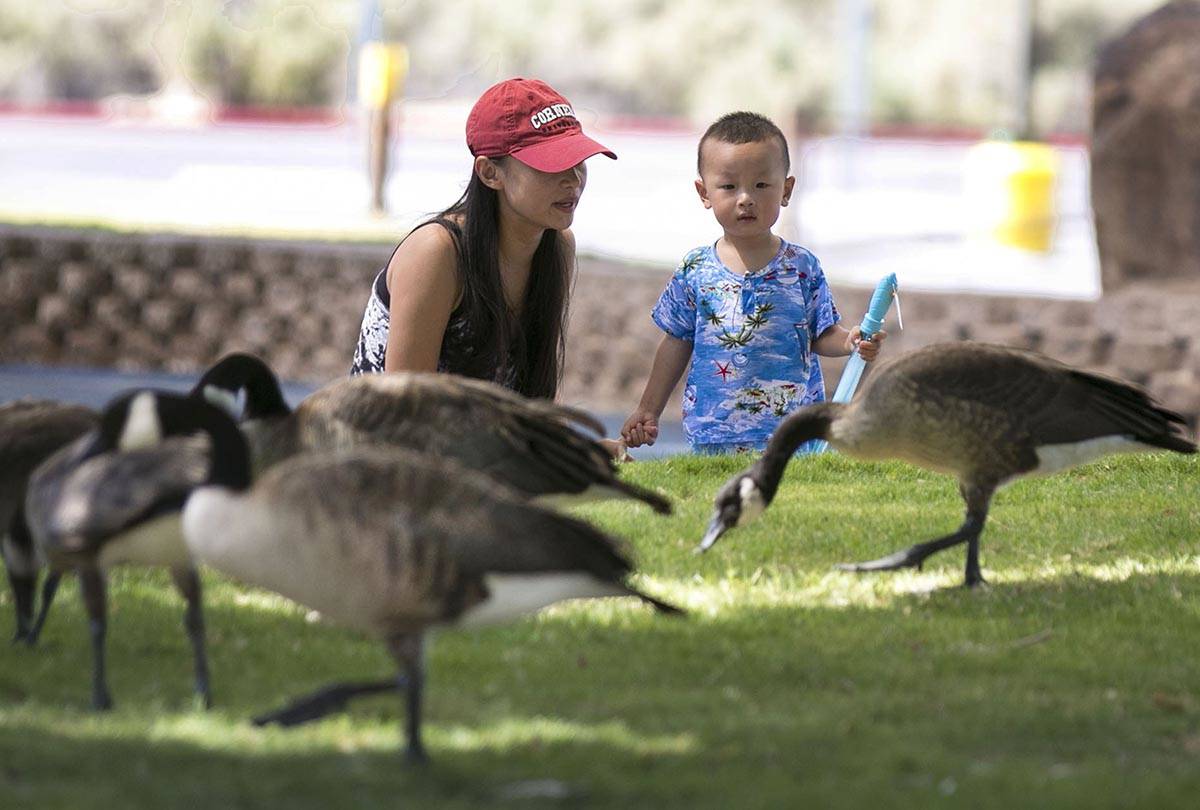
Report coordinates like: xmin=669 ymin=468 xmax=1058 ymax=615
xmin=876 ymin=343 xmax=1067 ymax=415
xmin=867 ymin=343 xmax=1194 ymax=452
xmin=0 ymin=402 xmax=97 ymax=495
xmin=253 ymin=448 xmax=634 ymax=582
xmin=294 ymin=373 xmax=626 ymax=499
xmin=28 ymin=434 xmax=210 ymax=557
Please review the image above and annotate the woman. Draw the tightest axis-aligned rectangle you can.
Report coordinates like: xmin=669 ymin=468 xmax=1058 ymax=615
xmin=352 ymin=77 xmax=616 ymax=408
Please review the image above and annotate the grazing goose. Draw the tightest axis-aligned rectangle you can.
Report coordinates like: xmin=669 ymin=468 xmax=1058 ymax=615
xmin=0 ymin=400 xmax=98 ymax=642
xmin=698 ymin=342 xmax=1196 ymax=587
xmin=194 ymin=353 xmax=671 ymax=512
xmin=105 ymin=390 xmax=691 ymax=762
xmin=24 ymin=391 xmax=247 ymax=709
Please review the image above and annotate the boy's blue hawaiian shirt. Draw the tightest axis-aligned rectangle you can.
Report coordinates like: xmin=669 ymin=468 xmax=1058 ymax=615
xmin=652 ymin=239 xmax=841 ymax=450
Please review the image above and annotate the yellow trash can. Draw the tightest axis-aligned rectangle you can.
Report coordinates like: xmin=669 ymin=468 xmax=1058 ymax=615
xmin=964 ymin=140 xmax=1059 ymax=253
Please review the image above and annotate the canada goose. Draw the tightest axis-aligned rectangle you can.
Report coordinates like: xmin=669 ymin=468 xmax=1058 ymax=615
xmin=698 ymin=342 xmax=1197 ymax=587
xmin=0 ymin=400 xmax=98 ymax=642
xmin=24 ymin=390 xmax=247 ymax=709
xmin=97 ymin=389 xmax=690 ymax=762
xmin=13 ymin=365 xmax=251 ymax=649
xmin=194 ymin=353 xmax=671 ymax=512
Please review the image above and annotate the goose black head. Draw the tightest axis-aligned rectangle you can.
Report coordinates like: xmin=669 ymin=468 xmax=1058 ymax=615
xmin=86 ymin=389 xmax=251 ymax=491
xmin=192 ymin=353 xmax=289 ymax=421
xmin=88 ymin=389 xmax=173 ymax=456
xmin=697 ymin=468 xmax=770 ymax=553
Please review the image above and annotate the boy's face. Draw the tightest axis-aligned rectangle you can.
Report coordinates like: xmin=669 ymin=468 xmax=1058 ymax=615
xmin=695 ymin=139 xmax=794 ymax=240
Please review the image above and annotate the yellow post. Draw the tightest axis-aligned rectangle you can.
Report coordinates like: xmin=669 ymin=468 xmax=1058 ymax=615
xmin=359 ymin=42 xmax=408 ymax=214
xmin=964 ymin=140 xmax=1059 ymax=253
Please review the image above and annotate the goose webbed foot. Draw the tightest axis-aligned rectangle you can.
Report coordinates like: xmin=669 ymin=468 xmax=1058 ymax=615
xmin=405 ymin=739 xmax=430 ymax=765
xmin=171 ymin=567 xmax=212 ymax=710
xmin=964 ymin=565 xmax=988 ymax=589
xmin=835 ymin=545 xmax=936 ymax=573
xmin=836 ymin=530 xmax=975 ymax=577
xmin=252 ymin=680 xmax=402 ymax=728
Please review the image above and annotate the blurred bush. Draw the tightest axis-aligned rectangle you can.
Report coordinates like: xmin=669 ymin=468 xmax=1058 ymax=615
xmin=0 ymin=0 xmax=1168 ymax=133
xmin=185 ymin=1 xmax=349 ymax=107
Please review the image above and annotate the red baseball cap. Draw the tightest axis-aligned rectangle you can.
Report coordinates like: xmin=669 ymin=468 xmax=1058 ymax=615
xmin=466 ymin=78 xmax=617 ymax=173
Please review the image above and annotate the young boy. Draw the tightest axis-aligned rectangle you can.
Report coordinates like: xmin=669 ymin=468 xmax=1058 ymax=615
xmin=621 ymin=111 xmax=885 ymax=454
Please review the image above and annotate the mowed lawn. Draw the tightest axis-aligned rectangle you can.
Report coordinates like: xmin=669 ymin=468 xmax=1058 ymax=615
xmin=1 ymin=452 xmax=1198 ymax=809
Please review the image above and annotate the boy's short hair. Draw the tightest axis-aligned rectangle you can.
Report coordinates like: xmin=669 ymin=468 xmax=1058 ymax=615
xmin=698 ymin=111 xmax=790 ymax=175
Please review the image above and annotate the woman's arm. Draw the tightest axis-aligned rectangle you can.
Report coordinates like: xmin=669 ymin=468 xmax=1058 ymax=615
xmin=383 ymin=225 xmax=461 ymax=373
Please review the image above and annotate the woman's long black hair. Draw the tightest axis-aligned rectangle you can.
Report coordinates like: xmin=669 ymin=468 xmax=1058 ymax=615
xmin=424 ymin=158 xmax=571 ymax=400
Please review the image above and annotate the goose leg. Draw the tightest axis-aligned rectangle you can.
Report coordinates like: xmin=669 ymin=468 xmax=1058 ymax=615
xmin=835 ymin=528 xmax=973 ymax=574
xmin=6 ymin=509 xmax=36 ymax=643
xmin=252 ymin=679 xmax=402 ymax=727
xmin=838 ymin=483 xmax=994 ymax=588
xmin=7 ymin=567 xmax=34 ymax=644
xmin=388 ymin=633 xmax=428 ymax=764
xmin=170 ymin=566 xmax=212 ymax=709
xmin=78 ymin=566 xmax=113 ymax=710
xmin=26 ymin=571 xmax=62 ymax=646
xmin=959 ymin=484 xmax=992 ymax=588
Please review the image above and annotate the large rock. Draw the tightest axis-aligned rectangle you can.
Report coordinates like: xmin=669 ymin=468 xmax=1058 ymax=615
xmin=1091 ymin=1 xmax=1200 ymax=288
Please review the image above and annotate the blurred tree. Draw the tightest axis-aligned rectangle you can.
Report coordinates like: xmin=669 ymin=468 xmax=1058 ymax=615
xmin=0 ymin=0 xmax=1174 ymax=132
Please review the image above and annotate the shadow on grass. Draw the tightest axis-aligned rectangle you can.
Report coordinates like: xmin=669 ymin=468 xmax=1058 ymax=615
xmin=2 ymin=567 xmax=1200 ymax=808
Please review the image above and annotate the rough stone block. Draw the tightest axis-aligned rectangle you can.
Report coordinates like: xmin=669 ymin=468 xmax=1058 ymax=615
xmin=112 ymin=263 xmax=155 ymax=301
xmin=251 ymin=249 xmax=295 ymax=278
xmin=64 ymin=330 xmax=118 ymax=367
xmin=118 ymin=330 xmax=170 ymax=369
xmin=310 ymin=345 xmax=349 ymax=381
xmin=1111 ymin=334 xmax=1188 ymax=376
xmin=87 ymin=236 xmax=140 ymax=267
xmin=36 ymin=294 xmax=83 ymax=331
xmin=59 ymin=261 xmax=112 ymax=301
xmin=984 ymin=298 xmax=1022 ymax=325
xmin=1039 ymin=327 xmax=1104 ymax=366
xmin=4 ymin=324 xmax=57 ymax=362
xmin=2 ymin=257 xmax=57 ymax=298
xmin=191 ymin=306 xmax=234 ymax=341
xmin=168 ymin=267 xmax=214 ymax=301
xmin=197 ymin=243 xmax=249 ymax=276
xmin=222 ymin=273 xmax=260 ymax=303
xmin=1148 ymin=369 xmax=1200 ymax=425
xmin=142 ymin=298 xmax=193 ymax=336
xmin=91 ymin=294 xmax=139 ymax=333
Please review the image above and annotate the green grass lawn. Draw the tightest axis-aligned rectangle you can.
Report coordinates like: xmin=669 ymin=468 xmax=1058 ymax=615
xmin=1 ymin=453 xmax=1198 ymax=809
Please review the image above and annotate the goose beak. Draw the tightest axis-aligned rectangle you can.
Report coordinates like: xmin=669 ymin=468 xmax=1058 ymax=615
xmin=696 ymin=513 xmax=729 ymax=553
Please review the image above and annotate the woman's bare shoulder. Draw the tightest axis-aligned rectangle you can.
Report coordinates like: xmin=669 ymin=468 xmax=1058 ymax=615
xmin=386 ymin=222 xmax=460 ymax=290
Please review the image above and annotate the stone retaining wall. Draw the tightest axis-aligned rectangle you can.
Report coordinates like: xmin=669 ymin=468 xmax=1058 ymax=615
xmin=1 ymin=224 xmax=1198 ymax=431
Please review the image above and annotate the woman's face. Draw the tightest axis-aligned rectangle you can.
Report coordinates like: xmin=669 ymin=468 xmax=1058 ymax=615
xmin=486 ymin=157 xmax=588 ymax=231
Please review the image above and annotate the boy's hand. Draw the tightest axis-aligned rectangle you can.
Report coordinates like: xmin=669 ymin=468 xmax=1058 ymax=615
xmin=621 ymin=409 xmax=660 ymax=448
xmin=596 ymin=437 xmax=632 ymax=462
xmin=848 ymin=326 xmax=888 ymax=361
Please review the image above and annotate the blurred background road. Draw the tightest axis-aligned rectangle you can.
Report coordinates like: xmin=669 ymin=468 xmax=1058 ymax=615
xmin=0 ymin=110 xmax=1099 ymax=299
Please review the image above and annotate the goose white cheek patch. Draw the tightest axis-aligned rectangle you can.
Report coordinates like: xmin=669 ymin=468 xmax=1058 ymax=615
xmin=119 ymin=392 xmax=162 ymax=450
xmin=736 ymin=478 xmax=766 ymax=526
